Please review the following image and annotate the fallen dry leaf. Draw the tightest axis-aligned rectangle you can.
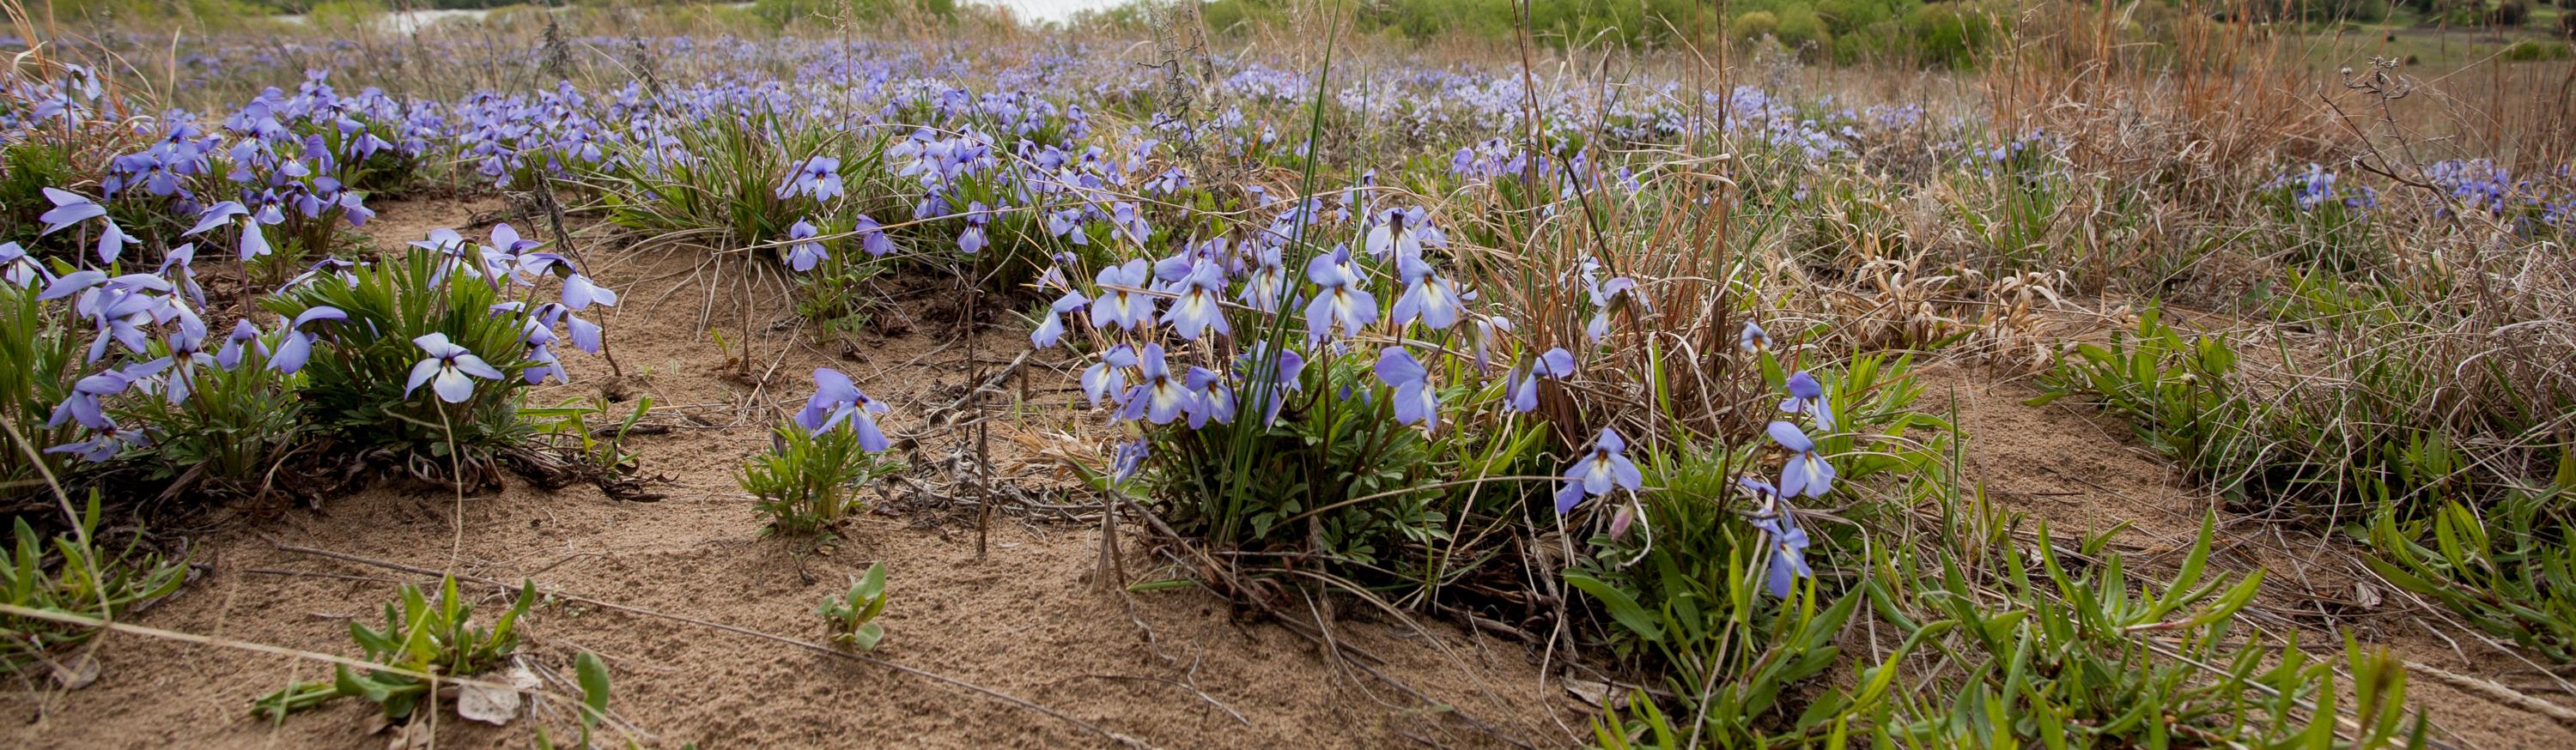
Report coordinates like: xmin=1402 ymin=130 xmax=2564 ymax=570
xmin=1563 ymin=674 xmax=1612 ymax=706
xmin=51 ymin=652 xmax=100 ymax=690
xmin=456 ymin=665 xmax=541 ymax=726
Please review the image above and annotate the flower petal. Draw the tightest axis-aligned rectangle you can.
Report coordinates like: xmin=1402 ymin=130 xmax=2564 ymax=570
xmin=404 ymin=358 xmax=441 ymax=397
xmin=432 ymin=366 xmax=477 ymax=402
xmin=1765 ymin=420 xmax=1814 ymax=452
xmin=453 ymin=354 xmax=506 ymax=381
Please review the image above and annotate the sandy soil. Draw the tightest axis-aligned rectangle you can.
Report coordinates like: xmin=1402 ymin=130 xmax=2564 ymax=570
xmin=9 ymin=199 xmax=2574 ymax=747
xmin=1918 ymin=359 xmax=2576 ymax=748
xmin=2 ymin=199 xmax=1576 ymax=749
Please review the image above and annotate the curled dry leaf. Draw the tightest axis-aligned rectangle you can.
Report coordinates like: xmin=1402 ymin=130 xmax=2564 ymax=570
xmin=456 ymin=665 xmax=541 ymax=726
xmin=386 ymin=721 xmax=434 ymax=750
xmin=51 ymin=652 xmax=100 ymax=690
xmin=1562 ymin=672 xmax=1631 ymax=709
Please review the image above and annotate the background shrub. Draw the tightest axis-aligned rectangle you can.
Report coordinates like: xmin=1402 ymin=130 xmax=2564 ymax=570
xmin=1907 ymin=3 xmax=1995 ymax=69
xmin=1774 ymin=7 xmax=1832 ymax=55
xmin=2504 ymin=39 xmax=2573 ymax=60
xmin=1730 ymin=10 xmax=1782 ymax=43
xmin=749 ymin=0 xmax=955 ymax=27
xmin=307 ymin=0 xmax=387 ymax=33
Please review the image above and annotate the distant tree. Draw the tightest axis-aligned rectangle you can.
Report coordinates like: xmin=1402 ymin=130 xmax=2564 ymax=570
xmin=2493 ymin=0 xmax=2530 ymax=26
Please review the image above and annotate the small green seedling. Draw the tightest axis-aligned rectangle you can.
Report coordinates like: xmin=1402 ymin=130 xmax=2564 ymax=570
xmin=253 ymin=576 xmax=537 ymax=721
xmin=526 ymin=395 xmax=654 ymax=473
xmin=0 ymin=492 xmax=187 ymax=672
xmin=536 ymin=651 xmax=614 ymax=750
xmin=741 ymin=420 xmax=901 ymax=538
xmin=817 ymin=562 xmax=889 ymax=650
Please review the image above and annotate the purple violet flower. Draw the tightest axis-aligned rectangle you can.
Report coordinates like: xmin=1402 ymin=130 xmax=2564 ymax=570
xmin=779 ymin=155 xmax=844 ymax=202
xmin=1162 ymin=259 xmax=1230 ymax=341
xmin=1 ymin=243 xmax=41 ymax=287
xmin=1302 ymin=247 xmax=1376 ymax=342
xmin=216 ymin=319 xmax=265 ymax=370
xmin=1375 ymin=346 xmax=1438 ymax=432
xmin=1392 ymin=272 xmax=1467 ymax=331
xmin=1031 ymin=290 xmax=1089 ymax=348
xmin=796 ymin=367 xmax=892 ymax=451
xmin=1110 ymin=439 xmax=1148 ymax=483
xmin=1555 ymin=427 xmax=1643 ymax=514
xmin=268 ymin=305 xmax=344 ymax=374
xmin=1083 ymin=344 xmax=1136 ymax=408
xmin=855 ymin=215 xmax=895 ymax=257
xmin=1505 ymin=348 xmax=1576 ymax=414
xmin=1750 ymin=510 xmax=1813 ymax=598
xmin=1766 ymin=420 xmax=1836 ymax=499
xmin=1779 ymin=371 xmax=1835 ymax=432
xmin=1740 ymin=321 xmax=1771 ymax=354
xmin=786 ymin=219 xmax=827 ymax=272
xmin=1117 ymin=343 xmax=1200 ymax=426
xmin=1089 ymin=259 xmax=1155 ymax=332
xmin=404 ymin=332 xmax=506 ymax=403
xmin=37 ymin=188 xmax=106 ymax=236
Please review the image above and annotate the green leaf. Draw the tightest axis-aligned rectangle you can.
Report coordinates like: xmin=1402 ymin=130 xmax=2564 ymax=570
xmin=575 ymin=650 xmax=611 ymax=718
xmin=859 ymin=561 xmax=887 ymax=597
xmin=1564 ymin=572 xmax=1663 ymax=641
xmin=489 ymin=578 xmax=536 ymax=648
xmin=2358 ymin=554 xmax=2442 ymax=597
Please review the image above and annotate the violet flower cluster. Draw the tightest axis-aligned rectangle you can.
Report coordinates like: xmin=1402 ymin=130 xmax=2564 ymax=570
xmin=17 ymin=216 xmax=616 ymax=464
xmin=1747 ymin=366 xmax=1841 ymax=598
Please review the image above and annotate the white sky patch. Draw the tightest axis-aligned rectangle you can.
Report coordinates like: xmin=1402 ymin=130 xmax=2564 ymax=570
xmin=971 ymin=0 xmax=1133 ymax=24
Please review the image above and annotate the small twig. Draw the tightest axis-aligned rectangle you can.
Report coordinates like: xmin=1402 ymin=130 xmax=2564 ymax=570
xmin=0 ymin=602 xmax=552 ymax=699
xmin=1058 ymin=671 xmax=1250 ymax=727
xmin=921 ymin=348 xmax=1037 ymax=429
xmin=242 ymin=567 xmax=399 ymax=584
xmin=2409 ymin=660 xmax=2576 ymax=727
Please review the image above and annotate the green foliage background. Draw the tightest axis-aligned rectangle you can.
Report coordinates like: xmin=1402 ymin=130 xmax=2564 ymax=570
xmin=1180 ymin=0 xmax=2020 ymax=66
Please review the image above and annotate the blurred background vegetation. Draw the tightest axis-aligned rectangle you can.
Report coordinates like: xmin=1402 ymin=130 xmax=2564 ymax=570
xmin=19 ymin=0 xmax=2572 ymax=68
xmin=1078 ymin=0 xmax=2575 ymax=68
